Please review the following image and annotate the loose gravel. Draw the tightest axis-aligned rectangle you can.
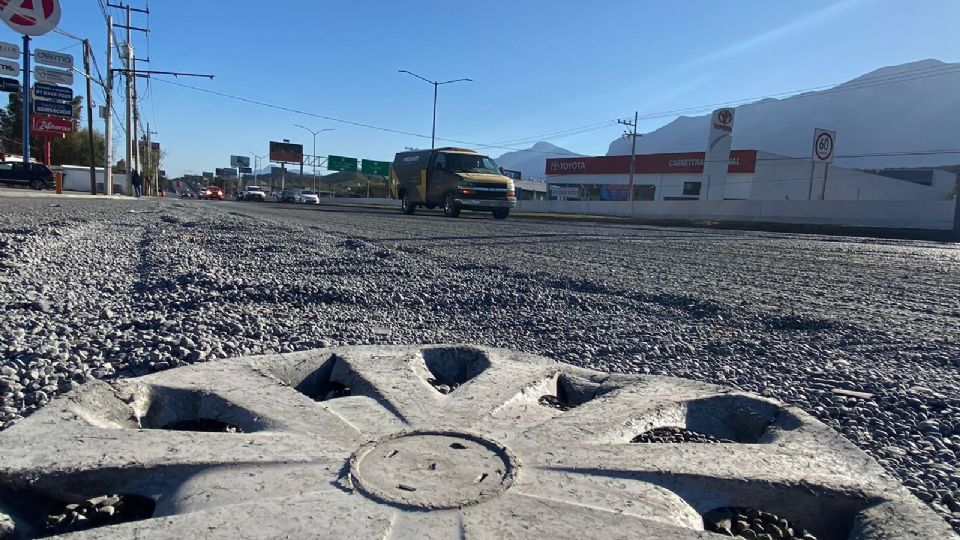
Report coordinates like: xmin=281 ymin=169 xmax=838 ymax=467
xmin=1 ymin=196 xmax=958 ymax=532
xmin=631 ymin=426 xmax=733 ymax=443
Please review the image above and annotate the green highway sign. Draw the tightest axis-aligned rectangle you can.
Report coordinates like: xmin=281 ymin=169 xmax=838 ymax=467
xmin=361 ymin=159 xmax=390 ymax=176
xmin=327 ymin=155 xmax=358 ymax=172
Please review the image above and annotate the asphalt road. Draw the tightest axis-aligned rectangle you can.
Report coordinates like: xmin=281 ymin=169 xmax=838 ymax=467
xmin=2 ymin=196 xmax=959 ymax=531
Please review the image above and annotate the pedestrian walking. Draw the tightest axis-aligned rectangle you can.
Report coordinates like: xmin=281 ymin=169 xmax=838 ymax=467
xmin=131 ymin=169 xmax=143 ymax=199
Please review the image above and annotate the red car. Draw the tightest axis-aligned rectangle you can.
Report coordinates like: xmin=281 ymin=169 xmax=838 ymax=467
xmin=200 ymin=186 xmax=224 ymax=200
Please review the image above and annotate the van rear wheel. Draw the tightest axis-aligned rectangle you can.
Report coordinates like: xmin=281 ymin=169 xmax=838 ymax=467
xmin=401 ymin=195 xmax=416 ymax=215
xmin=492 ymin=208 xmax=510 ymax=220
xmin=443 ymin=196 xmax=461 ymax=218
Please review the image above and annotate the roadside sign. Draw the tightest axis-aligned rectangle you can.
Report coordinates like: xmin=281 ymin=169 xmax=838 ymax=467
xmin=215 ymin=167 xmax=238 ymax=178
xmin=31 ymin=113 xmax=71 ymax=135
xmin=501 ymin=168 xmax=521 ymax=180
xmin=230 ymin=155 xmax=250 ymax=168
xmin=812 ymin=129 xmax=836 ymax=164
xmin=34 ymin=65 xmax=72 ymax=85
xmin=202 ymin=171 xmax=214 ymax=179
xmin=328 ymin=155 xmax=358 ymax=172
xmin=0 ymin=76 xmax=19 ymax=93
xmin=269 ymin=140 xmax=303 ymax=163
xmin=0 ymin=0 xmax=62 ymax=36
xmin=0 ymin=58 xmax=19 ymax=77
xmin=34 ymin=48 xmax=72 ymax=68
xmin=33 ymin=98 xmax=71 ymax=118
xmin=98 ymin=105 xmax=108 ymax=119
xmin=360 ymin=159 xmax=389 ymax=176
xmin=0 ymin=41 xmax=19 ymax=60
xmin=33 ymin=82 xmax=70 ymax=101
xmin=549 ymin=185 xmax=580 ymax=199
xmin=239 ymin=166 xmax=252 ymax=174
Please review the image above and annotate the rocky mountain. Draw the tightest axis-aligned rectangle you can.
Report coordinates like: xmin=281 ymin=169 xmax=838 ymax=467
xmin=495 ymin=142 xmax=581 ymax=180
xmin=605 ymin=59 xmax=960 ymax=170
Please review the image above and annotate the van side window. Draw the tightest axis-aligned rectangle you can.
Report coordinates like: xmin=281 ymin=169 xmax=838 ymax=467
xmin=434 ymin=153 xmax=446 ymax=171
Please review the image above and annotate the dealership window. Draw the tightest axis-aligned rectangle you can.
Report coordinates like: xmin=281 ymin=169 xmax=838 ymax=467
xmin=682 ymin=181 xmax=701 ymax=196
xmin=635 ymin=185 xmax=656 ymax=201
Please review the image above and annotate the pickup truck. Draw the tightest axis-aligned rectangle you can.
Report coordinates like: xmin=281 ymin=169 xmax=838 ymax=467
xmin=238 ymin=185 xmax=266 ymax=202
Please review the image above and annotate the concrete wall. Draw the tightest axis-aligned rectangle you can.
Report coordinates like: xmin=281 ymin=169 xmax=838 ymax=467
xmin=58 ymin=166 xmax=129 ymax=195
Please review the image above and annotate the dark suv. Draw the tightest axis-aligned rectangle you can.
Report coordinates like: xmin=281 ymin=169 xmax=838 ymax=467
xmin=0 ymin=161 xmax=54 ymax=190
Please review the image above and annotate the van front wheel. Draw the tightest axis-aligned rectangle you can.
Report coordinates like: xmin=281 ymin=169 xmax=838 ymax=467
xmin=401 ymin=195 xmax=416 ymax=215
xmin=443 ymin=196 xmax=461 ymax=218
xmin=492 ymin=208 xmax=510 ymax=220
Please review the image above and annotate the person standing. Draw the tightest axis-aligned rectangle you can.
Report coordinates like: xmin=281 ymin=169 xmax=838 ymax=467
xmin=131 ymin=169 xmax=143 ymax=199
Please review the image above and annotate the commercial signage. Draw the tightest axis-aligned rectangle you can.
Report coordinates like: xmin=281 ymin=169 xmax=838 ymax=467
xmin=0 ymin=0 xmax=62 ymax=37
xmin=360 ymin=159 xmax=389 ymax=176
xmin=0 ymin=41 xmax=19 ymax=60
xmin=33 ymin=98 xmax=71 ymax=118
xmin=215 ymin=167 xmax=238 ymax=178
xmin=269 ymin=141 xmax=303 ymax=163
xmin=545 ymin=150 xmax=757 ymax=176
xmin=549 ymin=185 xmax=580 ymax=199
xmin=328 ymin=155 xmax=358 ymax=172
xmin=812 ymin=129 xmax=836 ymax=164
xmin=230 ymin=155 xmax=251 ymax=168
xmin=0 ymin=76 xmax=19 ymax=93
xmin=0 ymin=58 xmax=18 ymax=77
xmin=239 ymin=166 xmax=252 ymax=174
xmin=33 ymin=82 xmax=70 ymax=100
xmin=30 ymin=113 xmax=71 ymax=135
xmin=202 ymin=171 xmax=214 ymax=179
xmin=34 ymin=65 xmax=72 ymax=85
xmin=34 ymin=48 xmax=72 ymax=68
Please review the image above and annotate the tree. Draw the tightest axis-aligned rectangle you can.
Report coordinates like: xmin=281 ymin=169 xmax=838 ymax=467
xmin=0 ymin=93 xmax=105 ymax=166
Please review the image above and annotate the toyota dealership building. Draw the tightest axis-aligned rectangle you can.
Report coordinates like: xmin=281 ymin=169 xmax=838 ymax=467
xmin=542 ymin=150 xmax=955 ymax=202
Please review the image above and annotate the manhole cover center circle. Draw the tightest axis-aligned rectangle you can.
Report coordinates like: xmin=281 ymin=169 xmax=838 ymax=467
xmin=350 ymin=431 xmax=518 ymax=509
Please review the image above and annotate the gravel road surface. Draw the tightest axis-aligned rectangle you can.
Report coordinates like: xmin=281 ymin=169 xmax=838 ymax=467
xmin=1 ymin=196 xmax=959 ymax=531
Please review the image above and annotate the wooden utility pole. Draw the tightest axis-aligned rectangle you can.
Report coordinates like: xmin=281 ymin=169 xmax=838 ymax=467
xmin=618 ymin=112 xmax=639 ymax=201
xmin=83 ymin=40 xmax=96 ymax=195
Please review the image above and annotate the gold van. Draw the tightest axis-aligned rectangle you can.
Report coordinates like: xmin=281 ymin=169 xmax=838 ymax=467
xmin=390 ymin=148 xmax=516 ymax=219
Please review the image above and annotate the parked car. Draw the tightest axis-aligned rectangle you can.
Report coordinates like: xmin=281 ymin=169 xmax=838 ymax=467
xmin=239 ymin=185 xmax=266 ymax=202
xmin=200 ymin=186 xmax=224 ymax=200
xmin=277 ymin=190 xmax=296 ymax=203
xmin=391 ymin=147 xmax=515 ymax=219
xmin=295 ymin=189 xmax=320 ymax=204
xmin=178 ymin=191 xmax=195 ymax=199
xmin=0 ymin=161 xmax=54 ymax=190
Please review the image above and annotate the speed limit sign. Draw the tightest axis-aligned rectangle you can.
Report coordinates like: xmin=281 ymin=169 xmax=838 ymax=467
xmin=812 ymin=128 xmax=836 ymax=163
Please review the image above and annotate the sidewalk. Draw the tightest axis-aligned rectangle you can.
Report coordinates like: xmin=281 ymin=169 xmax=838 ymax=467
xmin=0 ymin=187 xmax=134 ymax=200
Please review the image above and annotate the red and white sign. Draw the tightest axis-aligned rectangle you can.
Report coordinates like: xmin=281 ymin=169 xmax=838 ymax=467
xmin=31 ymin=113 xmax=71 ymax=135
xmin=0 ymin=0 xmax=61 ymax=36
xmin=812 ymin=128 xmax=836 ymax=163
xmin=546 ymin=150 xmax=757 ymax=176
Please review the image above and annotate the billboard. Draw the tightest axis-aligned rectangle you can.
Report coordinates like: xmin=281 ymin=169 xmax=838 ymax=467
xmin=500 ymin=168 xmax=521 ymax=180
xmin=215 ymin=167 xmax=238 ymax=178
xmin=230 ymin=155 xmax=251 ymax=168
xmin=545 ymin=150 xmax=757 ymax=176
xmin=269 ymin=141 xmax=303 ymax=163
xmin=31 ymin=113 xmax=71 ymax=135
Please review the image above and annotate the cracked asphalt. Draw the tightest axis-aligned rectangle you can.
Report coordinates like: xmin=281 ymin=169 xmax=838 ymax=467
xmin=1 ymin=195 xmax=959 ymax=531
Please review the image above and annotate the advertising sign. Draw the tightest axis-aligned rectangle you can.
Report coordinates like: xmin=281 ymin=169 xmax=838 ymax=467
xmin=239 ymin=166 xmax=252 ymax=174
xmin=30 ymin=113 xmax=71 ymax=134
xmin=701 ymin=107 xmax=736 ymax=200
xmin=215 ymin=167 xmax=238 ymax=178
xmin=0 ymin=76 xmax=19 ymax=93
xmin=34 ymin=48 xmax=72 ymax=68
xmin=549 ymin=185 xmax=580 ymax=199
xmin=360 ymin=159 xmax=389 ymax=176
xmin=34 ymin=65 xmax=72 ymax=85
xmin=33 ymin=82 xmax=71 ymax=101
xmin=0 ymin=58 xmax=18 ymax=77
xmin=33 ymin=98 xmax=71 ymax=118
xmin=545 ymin=150 xmax=757 ymax=176
xmin=230 ymin=155 xmax=251 ymax=168
xmin=328 ymin=155 xmax=358 ymax=172
xmin=0 ymin=0 xmax=62 ymax=37
xmin=0 ymin=41 xmax=19 ymax=60
xmin=812 ymin=129 xmax=836 ymax=164
xmin=500 ymin=168 xmax=521 ymax=180
xmin=269 ymin=141 xmax=303 ymax=163
xmin=202 ymin=171 xmax=214 ymax=179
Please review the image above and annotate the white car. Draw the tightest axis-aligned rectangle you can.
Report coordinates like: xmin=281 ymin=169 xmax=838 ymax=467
xmin=240 ymin=185 xmax=266 ymax=202
xmin=296 ymin=189 xmax=320 ymax=204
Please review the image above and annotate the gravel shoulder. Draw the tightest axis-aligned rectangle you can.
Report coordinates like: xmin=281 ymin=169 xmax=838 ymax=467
xmin=1 ymin=197 xmax=959 ymax=531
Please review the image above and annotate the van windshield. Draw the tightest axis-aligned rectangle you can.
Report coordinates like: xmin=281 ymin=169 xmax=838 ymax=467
xmin=442 ymin=153 xmax=501 ymax=175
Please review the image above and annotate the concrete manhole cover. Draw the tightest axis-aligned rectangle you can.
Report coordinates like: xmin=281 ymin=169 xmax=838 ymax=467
xmin=0 ymin=345 xmax=954 ymax=539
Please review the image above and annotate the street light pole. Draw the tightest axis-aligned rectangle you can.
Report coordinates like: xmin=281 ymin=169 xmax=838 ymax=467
xmin=247 ymin=151 xmax=267 ymax=185
xmin=293 ymin=125 xmax=334 ymax=191
xmin=398 ymin=70 xmax=472 ymax=149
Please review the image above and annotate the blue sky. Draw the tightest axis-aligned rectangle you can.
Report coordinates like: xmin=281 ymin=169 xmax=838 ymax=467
xmin=3 ymin=0 xmax=959 ymax=177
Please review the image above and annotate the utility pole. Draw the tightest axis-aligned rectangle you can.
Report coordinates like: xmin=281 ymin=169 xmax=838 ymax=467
xmin=125 ymin=5 xmax=133 ymax=192
xmin=83 ymin=40 xmax=97 ymax=195
xmin=21 ymin=35 xmax=30 ymax=164
xmin=618 ymin=111 xmax=639 ymax=201
xmin=104 ymin=16 xmax=113 ymax=195
xmin=144 ymin=123 xmax=158 ymax=195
